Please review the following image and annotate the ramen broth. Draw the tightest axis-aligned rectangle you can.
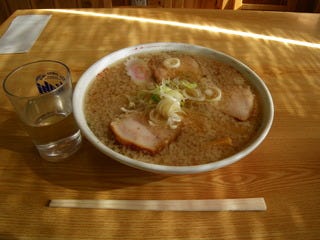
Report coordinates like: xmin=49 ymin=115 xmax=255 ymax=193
xmin=84 ymin=51 xmax=261 ymax=166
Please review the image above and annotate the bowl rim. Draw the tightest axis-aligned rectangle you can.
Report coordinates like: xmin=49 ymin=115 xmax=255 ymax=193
xmin=73 ymin=42 xmax=274 ymax=174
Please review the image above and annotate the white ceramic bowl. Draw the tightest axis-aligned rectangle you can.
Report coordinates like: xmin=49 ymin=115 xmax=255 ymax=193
xmin=73 ymin=42 xmax=274 ymax=174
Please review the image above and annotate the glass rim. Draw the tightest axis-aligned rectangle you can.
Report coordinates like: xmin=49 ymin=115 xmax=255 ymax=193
xmin=2 ymin=60 xmax=71 ymax=99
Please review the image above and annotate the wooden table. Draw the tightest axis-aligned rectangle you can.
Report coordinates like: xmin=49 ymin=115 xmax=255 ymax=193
xmin=0 ymin=8 xmax=319 ymax=239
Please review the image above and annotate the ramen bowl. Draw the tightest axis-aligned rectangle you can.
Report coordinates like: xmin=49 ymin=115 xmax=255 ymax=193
xmin=73 ymin=42 xmax=274 ymax=174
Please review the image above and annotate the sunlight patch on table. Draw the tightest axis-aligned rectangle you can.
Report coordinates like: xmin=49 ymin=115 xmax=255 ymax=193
xmin=49 ymin=9 xmax=320 ymax=49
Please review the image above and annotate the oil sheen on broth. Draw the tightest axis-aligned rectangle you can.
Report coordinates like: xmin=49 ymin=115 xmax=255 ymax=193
xmin=84 ymin=51 xmax=261 ymax=166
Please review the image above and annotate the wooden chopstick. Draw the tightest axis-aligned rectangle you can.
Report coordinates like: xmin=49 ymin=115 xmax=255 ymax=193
xmin=48 ymin=198 xmax=266 ymax=211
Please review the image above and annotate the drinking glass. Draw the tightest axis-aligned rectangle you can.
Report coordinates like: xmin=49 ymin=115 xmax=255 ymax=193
xmin=3 ymin=60 xmax=82 ymax=162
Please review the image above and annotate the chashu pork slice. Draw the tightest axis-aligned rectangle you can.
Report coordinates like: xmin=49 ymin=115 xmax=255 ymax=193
xmin=218 ymin=86 xmax=255 ymax=121
xmin=110 ymin=112 xmax=181 ymax=154
xmin=149 ymin=55 xmax=201 ymax=83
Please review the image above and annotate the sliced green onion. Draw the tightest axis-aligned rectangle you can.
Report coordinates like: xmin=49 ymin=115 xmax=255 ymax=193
xmin=182 ymin=88 xmax=205 ymax=101
xmin=181 ymin=80 xmax=197 ymax=89
xmin=149 ymin=109 xmax=166 ymax=126
xmin=120 ymin=77 xmax=220 ymax=129
xmin=120 ymin=107 xmax=135 ymax=113
xmin=163 ymin=58 xmax=180 ymax=69
xmin=156 ymin=98 xmax=180 ymax=118
xmin=151 ymin=94 xmax=161 ymax=103
xmin=205 ymin=86 xmax=222 ymax=102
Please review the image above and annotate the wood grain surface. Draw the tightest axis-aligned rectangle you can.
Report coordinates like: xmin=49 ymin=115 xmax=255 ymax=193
xmin=0 ymin=8 xmax=319 ymax=240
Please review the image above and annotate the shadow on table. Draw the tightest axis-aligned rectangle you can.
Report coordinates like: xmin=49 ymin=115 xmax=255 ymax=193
xmin=0 ymin=233 xmax=18 ymax=240
xmin=26 ymin=138 xmax=167 ymax=192
xmin=0 ymin=113 xmax=34 ymax=152
xmin=1 ymin=103 xmax=165 ymax=194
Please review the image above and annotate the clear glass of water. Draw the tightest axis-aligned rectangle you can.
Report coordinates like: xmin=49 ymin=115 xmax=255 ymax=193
xmin=3 ymin=60 xmax=82 ymax=162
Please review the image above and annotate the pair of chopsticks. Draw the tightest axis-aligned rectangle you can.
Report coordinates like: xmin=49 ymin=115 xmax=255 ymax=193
xmin=49 ymin=198 xmax=266 ymax=211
